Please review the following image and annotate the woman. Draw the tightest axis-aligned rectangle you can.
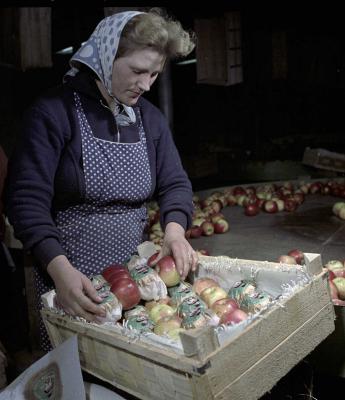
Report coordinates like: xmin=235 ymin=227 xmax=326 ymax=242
xmin=6 ymin=9 xmax=197 ymax=351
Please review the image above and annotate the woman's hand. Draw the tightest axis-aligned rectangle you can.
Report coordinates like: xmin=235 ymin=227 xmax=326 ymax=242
xmin=158 ymin=222 xmax=198 ymax=280
xmin=47 ymin=255 xmax=106 ymax=322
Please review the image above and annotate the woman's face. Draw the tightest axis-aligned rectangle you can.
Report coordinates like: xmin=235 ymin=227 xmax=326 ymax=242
xmin=112 ymin=48 xmax=165 ymax=106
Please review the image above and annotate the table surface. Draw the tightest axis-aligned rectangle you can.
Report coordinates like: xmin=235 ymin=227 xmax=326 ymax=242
xmin=191 ymin=192 xmax=345 ymax=266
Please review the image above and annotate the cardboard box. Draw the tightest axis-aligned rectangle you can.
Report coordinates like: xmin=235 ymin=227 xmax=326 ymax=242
xmin=41 ymin=254 xmax=335 ymax=400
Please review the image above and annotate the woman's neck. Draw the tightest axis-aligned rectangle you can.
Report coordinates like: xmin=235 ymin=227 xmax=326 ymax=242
xmin=95 ymin=80 xmax=113 ymax=107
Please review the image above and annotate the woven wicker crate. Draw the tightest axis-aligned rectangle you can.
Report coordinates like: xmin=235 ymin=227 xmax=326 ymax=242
xmin=41 ymin=254 xmax=335 ymax=400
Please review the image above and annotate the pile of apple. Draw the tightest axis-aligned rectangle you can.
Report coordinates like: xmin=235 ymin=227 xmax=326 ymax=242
xmin=324 ymin=259 xmax=345 ymax=306
xmin=277 ymin=249 xmax=305 ymax=265
xmin=97 ymin=253 xmax=253 ymax=342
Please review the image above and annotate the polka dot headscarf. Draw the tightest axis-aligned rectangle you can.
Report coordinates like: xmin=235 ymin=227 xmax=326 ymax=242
xmin=64 ymin=11 xmax=144 ymax=126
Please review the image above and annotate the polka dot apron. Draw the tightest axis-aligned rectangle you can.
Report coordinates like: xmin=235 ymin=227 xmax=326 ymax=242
xmin=35 ymin=92 xmax=152 ymax=351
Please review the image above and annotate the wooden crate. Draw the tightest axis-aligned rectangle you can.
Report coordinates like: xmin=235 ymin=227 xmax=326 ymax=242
xmin=302 ymin=147 xmax=345 ymax=172
xmin=41 ymin=254 xmax=335 ymax=400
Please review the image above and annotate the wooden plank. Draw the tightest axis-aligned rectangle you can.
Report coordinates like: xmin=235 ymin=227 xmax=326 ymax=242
xmin=198 ymin=272 xmax=333 ymax=396
xmin=42 ymin=310 xmax=204 ymax=375
xmin=214 ymin=302 xmax=335 ymax=400
xmin=0 ymin=8 xmax=52 ymax=70
xmin=180 ymin=326 xmax=219 ymax=360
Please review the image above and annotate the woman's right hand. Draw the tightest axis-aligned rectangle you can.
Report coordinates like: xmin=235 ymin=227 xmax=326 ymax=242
xmin=47 ymin=255 xmax=106 ymax=322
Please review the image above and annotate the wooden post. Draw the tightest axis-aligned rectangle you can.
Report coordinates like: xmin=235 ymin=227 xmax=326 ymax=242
xmin=0 ymin=7 xmax=52 ymax=71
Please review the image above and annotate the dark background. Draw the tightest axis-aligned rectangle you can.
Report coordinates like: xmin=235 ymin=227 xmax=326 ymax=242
xmin=1 ymin=4 xmax=345 ymax=190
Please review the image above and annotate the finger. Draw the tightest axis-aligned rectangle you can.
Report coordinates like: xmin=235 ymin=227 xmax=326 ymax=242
xmin=77 ymin=293 xmax=106 ymax=317
xmin=70 ymin=301 xmax=102 ymax=322
xmin=82 ymin=277 xmax=103 ymax=303
xmin=191 ymin=251 xmax=199 ymax=272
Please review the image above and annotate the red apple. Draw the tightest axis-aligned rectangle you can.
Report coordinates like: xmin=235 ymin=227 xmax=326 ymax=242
xmin=211 ymin=298 xmax=238 ymax=318
xmin=147 ymin=252 xmax=159 ymax=267
xmin=278 ymin=255 xmax=297 ymax=265
xmin=210 ymin=212 xmax=225 ymax=224
xmin=155 ymin=255 xmax=180 ymax=287
xmin=284 ymin=198 xmax=297 ymax=212
xmin=110 ymin=277 xmax=141 ymax=310
xmin=219 ymin=309 xmax=248 ymax=325
xmin=192 ymin=277 xmax=219 ymax=295
xmin=329 ymin=279 xmax=339 ymax=300
xmin=309 ymin=182 xmax=322 ymax=194
xmin=102 ymin=264 xmax=130 ymax=283
xmin=226 ymin=194 xmax=237 ymax=206
xmin=263 ymin=200 xmax=278 ymax=213
xmin=233 ymin=186 xmax=246 ymax=196
xmin=200 ymin=286 xmax=228 ymax=307
xmin=190 ymin=225 xmax=203 ymax=238
xmin=210 ymin=200 xmax=223 ymax=213
xmin=287 ymin=249 xmax=305 ymax=265
xmin=332 ymin=277 xmax=345 ymax=300
xmin=244 ymin=203 xmax=260 ymax=216
xmin=201 ymin=221 xmax=215 ymax=236
xmin=213 ymin=219 xmax=229 ymax=234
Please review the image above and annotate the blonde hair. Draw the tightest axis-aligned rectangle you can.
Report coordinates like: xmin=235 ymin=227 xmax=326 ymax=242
xmin=117 ymin=9 xmax=196 ymax=60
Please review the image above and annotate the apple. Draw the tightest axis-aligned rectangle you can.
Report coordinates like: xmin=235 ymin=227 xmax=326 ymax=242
xmin=102 ymin=264 xmax=130 ymax=283
xmin=325 ymin=260 xmax=345 ymax=273
xmin=332 ymin=202 xmax=345 ymax=216
xmin=309 ymin=182 xmax=322 ymax=194
xmin=226 ymin=194 xmax=237 ymax=206
xmin=200 ymin=286 xmax=228 ymax=307
xmin=293 ymin=193 xmax=305 ymax=205
xmin=263 ymin=200 xmax=278 ymax=213
xmin=165 ymin=327 xmax=185 ymax=341
xmin=190 ymin=225 xmax=203 ymax=238
xmin=287 ymin=249 xmax=305 ymax=265
xmin=329 ymin=279 xmax=339 ymax=300
xmin=338 ymin=207 xmax=345 ymax=220
xmin=192 ymin=277 xmax=219 ymax=296
xmin=210 ymin=200 xmax=223 ymax=213
xmin=200 ymin=221 xmax=214 ymax=236
xmin=145 ymin=297 xmax=171 ymax=311
xmin=219 ymin=309 xmax=248 ymax=325
xmin=332 ymin=277 xmax=345 ymax=300
xmin=284 ymin=198 xmax=297 ymax=212
xmin=233 ymin=186 xmax=246 ymax=196
xmin=155 ymin=255 xmax=180 ymax=287
xmin=278 ymin=255 xmax=297 ymax=265
xmin=213 ymin=219 xmax=229 ymax=234
xmin=244 ymin=204 xmax=260 ymax=216
xmin=153 ymin=315 xmax=182 ymax=336
xmin=210 ymin=212 xmax=225 ymax=224
xmin=211 ymin=298 xmax=238 ymax=318
xmin=196 ymin=249 xmax=210 ymax=256
xmin=147 ymin=252 xmax=159 ymax=267
xmin=275 ymin=199 xmax=285 ymax=212
xmin=148 ymin=303 xmax=175 ymax=323
xmin=236 ymin=195 xmax=247 ymax=207
xmin=110 ymin=277 xmax=141 ymax=310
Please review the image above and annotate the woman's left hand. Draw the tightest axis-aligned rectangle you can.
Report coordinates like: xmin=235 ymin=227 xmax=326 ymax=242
xmin=158 ymin=222 xmax=198 ymax=280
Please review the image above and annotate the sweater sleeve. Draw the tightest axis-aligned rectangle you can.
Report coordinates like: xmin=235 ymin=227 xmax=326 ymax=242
xmin=5 ymin=104 xmax=68 ymax=268
xmin=154 ymin=112 xmax=194 ymax=231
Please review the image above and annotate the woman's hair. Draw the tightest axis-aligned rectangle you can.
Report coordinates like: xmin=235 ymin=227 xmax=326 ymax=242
xmin=117 ymin=8 xmax=196 ymax=60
